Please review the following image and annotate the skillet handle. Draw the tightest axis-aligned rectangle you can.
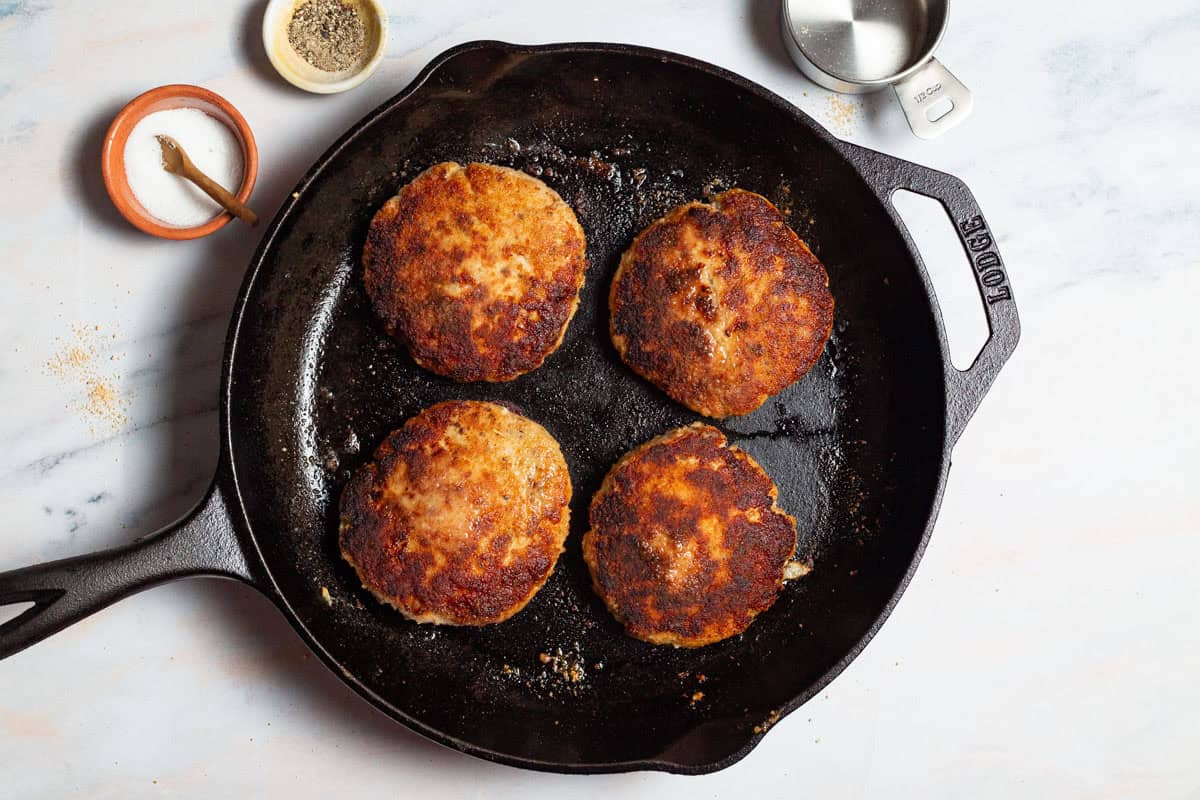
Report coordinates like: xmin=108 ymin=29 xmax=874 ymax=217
xmin=854 ymin=148 xmax=1021 ymax=443
xmin=0 ymin=482 xmax=255 ymax=660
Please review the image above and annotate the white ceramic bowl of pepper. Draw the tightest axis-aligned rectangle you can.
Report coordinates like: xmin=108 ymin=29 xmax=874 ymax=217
xmin=263 ymin=0 xmax=388 ymax=94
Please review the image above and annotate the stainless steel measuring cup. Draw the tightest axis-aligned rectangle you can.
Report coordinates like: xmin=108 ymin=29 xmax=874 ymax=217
xmin=780 ymin=0 xmax=973 ymax=139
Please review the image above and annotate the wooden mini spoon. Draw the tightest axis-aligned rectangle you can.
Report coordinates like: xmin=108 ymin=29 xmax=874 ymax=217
xmin=156 ymin=135 xmax=258 ymax=226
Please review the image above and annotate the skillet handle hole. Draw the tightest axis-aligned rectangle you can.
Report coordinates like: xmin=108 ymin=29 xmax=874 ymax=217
xmin=892 ymin=190 xmax=988 ymax=370
xmin=0 ymin=601 xmax=38 ymax=628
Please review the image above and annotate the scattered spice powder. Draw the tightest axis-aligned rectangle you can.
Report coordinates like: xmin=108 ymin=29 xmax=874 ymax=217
xmin=45 ymin=344 xmax=95 ymax=376
xmin=85 ymin=380 xmax=124 ymax=429
xmin=45 ymin=324 xmax=129 ymax=436
xmin=287 ymin=0 xmax=367 ymax=73
xmin=825 ymin=94 xmax=860 ymax=134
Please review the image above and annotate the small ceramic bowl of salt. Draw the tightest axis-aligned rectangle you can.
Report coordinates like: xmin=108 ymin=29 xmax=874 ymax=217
xmin=102 ymin=85 xmax=258 ymax=239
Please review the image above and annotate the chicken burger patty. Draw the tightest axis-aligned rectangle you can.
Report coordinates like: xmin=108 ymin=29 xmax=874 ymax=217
xmin=610 ymin=189 xmax=833 ymax=417
xmin=339 ymin=400 xmax=572 ymax=625
xmin=364 ymin=162 xmax=588 ymax=382
xmin=583 ymin=423 xmax=804 ymax=647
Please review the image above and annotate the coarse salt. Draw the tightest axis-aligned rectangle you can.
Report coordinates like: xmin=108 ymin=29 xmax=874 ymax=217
xmin=124 ymin=107 xmax=243 ymax=228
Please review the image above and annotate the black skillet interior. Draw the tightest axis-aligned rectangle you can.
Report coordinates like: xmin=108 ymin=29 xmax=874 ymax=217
xmin=227 ymin=42 xmax=948 ymax=772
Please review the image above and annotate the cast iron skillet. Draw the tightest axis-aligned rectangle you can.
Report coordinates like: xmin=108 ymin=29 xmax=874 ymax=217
xmin=0 ymin=41 xmax=1019 ymax=774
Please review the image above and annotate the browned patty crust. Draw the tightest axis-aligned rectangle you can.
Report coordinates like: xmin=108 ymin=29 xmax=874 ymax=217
xmin=610 ymin=189 xmax=834 ymax=417
xmin=339 ymin=400 xmax=572 ymax=625
xmin=582 ymin=423 xmax=801 ymax=647
xmin=364 ymin=162 xmax=588 ymax=382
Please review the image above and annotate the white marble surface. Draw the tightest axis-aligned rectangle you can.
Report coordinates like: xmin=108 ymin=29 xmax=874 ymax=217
xmin=1 ymin=1 xmax=1198 ymax=796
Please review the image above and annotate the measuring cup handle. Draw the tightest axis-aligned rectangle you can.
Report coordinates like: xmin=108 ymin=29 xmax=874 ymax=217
xmin=892 ymin=58 xmax=974 ymax=139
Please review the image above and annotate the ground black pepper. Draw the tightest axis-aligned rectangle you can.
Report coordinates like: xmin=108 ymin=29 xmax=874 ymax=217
xmin=287 ymin=0 xmax=367 ymax=73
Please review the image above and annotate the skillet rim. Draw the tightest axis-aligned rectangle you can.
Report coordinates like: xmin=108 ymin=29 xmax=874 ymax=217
xmin=220 ymin=39 xmax=955 ymax=775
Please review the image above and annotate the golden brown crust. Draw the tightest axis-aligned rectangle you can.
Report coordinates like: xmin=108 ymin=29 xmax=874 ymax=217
xmin=582 ymin=423 xmax=798 ymax=647
xmin=364 ymin=162 xmax=588 ymax=382
xmin=610 ymin=189 xmax=834 ymax=417
xmin=339 ymin=400 xmax=572 ymax=625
